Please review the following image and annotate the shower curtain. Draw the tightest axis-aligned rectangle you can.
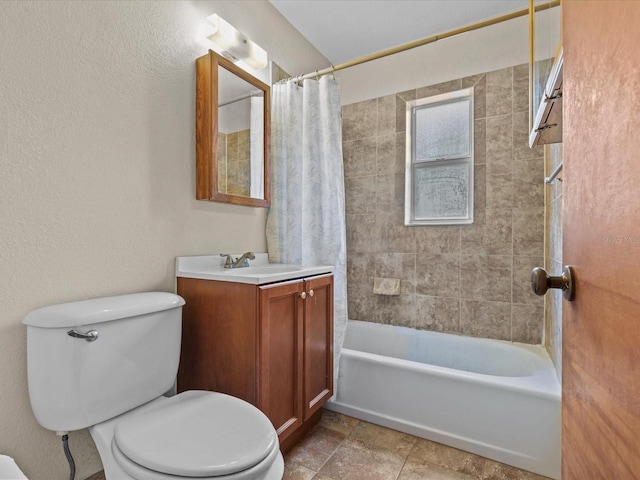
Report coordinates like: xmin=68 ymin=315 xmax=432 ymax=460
xmin=266 ymin=75 xmax=347 ymax=398
xmin=249 ymin=95 xmax=264 ymax=199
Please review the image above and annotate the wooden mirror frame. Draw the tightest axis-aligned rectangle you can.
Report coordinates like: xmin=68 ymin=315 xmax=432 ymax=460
xmin=196 ymin=50 xmax=270 ymax=207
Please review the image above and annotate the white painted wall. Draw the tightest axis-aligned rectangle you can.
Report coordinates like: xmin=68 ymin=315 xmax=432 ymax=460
xmin=336 ymin=8 xmax=560 ymax=105
xmin=0 ymin=1 xmax=326 ymax=479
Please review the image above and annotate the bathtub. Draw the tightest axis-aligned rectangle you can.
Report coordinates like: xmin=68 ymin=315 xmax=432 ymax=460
xmin=325 ymin=320 xmax=561 ymax=479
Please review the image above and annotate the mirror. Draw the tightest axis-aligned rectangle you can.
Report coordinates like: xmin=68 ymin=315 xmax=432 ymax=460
xmin=196 ymin=50 xmax=270 ymax=207
xmin=529 ymin=1 xmax=561 ymax=141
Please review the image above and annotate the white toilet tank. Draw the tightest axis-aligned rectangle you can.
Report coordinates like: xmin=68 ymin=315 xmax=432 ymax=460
xmin=23 ymin=292 xmax=185 ymax=432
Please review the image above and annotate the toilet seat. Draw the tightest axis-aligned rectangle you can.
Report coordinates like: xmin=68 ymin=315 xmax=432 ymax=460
xmin=112 ymin=437 xmax=282 ymax=480
xmin=113 ymin=391 xmax=280 ymax=479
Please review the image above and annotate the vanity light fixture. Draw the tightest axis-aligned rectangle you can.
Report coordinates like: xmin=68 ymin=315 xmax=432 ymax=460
xmin=206 ymin=14 xmax=268 ymax=70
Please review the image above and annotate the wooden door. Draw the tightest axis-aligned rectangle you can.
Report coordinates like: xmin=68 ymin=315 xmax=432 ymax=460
xmin=303 ymin=275 xmax=334 ymax=420
xmin=258 ymin=280 xmax=304 ymax=443
xmin=562 ymin=3 xmax=640 ymax=478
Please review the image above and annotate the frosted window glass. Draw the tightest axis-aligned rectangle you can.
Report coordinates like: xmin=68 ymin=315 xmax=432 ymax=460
xmin=414 ymin=163 xmax=469 ymax=219
xmin=414 ymin=99 xmax=470 ymax=161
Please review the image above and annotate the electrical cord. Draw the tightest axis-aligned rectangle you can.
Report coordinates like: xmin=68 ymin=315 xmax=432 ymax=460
xmin=61 ymin=434 xmax=76 ymax=480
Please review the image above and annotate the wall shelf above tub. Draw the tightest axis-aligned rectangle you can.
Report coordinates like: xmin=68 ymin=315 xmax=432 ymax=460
xmin=529 ymin=48 xmax=563 ymax=147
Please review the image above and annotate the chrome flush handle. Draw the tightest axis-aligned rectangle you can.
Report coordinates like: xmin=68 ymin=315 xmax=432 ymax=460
xmin=67 ymin=330 xmax=99 ymax=342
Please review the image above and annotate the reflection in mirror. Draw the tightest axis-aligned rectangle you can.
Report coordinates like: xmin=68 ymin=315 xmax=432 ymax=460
xmin=195 ymin=50 xmax=270 ymax=207
xmin=217 ymin=68 xmax=264 ymax=198
xmin=529 ymin=1 xmax=561 ymax=135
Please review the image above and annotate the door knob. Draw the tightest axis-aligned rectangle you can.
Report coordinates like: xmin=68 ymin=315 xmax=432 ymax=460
xmin=300 ymin=292 xmax=307 ymax=300
xmin=531 ymin=265 xmax=575 ymax=301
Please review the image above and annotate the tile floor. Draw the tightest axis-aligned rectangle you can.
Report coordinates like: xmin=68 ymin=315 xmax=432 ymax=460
xmin=283 ymin=410 xmax=552 ymax=480
xmin=85 ymin=409 xmax=552 ymax=480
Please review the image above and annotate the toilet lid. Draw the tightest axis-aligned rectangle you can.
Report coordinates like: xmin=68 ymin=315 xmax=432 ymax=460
xmin=114 ymin=391 xmax=277 ymax=477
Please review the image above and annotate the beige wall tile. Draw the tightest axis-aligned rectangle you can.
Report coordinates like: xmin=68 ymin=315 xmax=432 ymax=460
xmin=486 ymin=67 xmax=513 ymax=117
xmin=416 ymin=79 xmax=463 ymax=99
xmin=347 ymin=213 xmax=378 ymax=253
xmin=415 ymin=226 xmax=461 ymax=255
xmin=343 ymin=137 xmax=377 ymax=178
xmin=345 ymin=176 xmax=377 ymax=214
xmin=376 ymin=253 xmax=416 ymax=294
xmin=377 ymin=94 xmax=396 ymax=136
xmin=512 ymin=304 xmax=544 ymax=344
xmin=396 ymin=95 xmax=409 ymax=133
xmin=460 ymin=255 xmax=512 ymax=303
xmin=475 ymin=118 xmax=487 ymax=165
xmin=486 ymin=114 xmax=513 ymax=176
xmin=416 ymin=254 xmax=460 ymax=297
xmin=347 ymin=285 xmax=377 ymax=321
xmin=512 ymin=63 xmax=530 ymax=114
xmin=414 ymin=295 xmax=461 ymax=333
xmin=376 ymin=133 xmax=398 ymax=175
xmin=513 ymin=110 xmax=544 ymax=160
xmin=463 ymin=73 xmax=487 ymax=120
xmin=376 ymin=174 xmax=396 ymax=213
xmin=347 ymin=254 xmax=376 ymax=289
xmin=473 ymin=164 xmax=487 ymax=225
xmin=343 ymin=64 xmax=544 ymax=344
xmin=395 ymin=132 xmax=407 ymax=174
xmin=512 ymin=256 xmax=544 ymax=305
xmin=460 ymin=300 xmax=511 ymax=341
xmin=513 ymin=206 xmax=544 ymax=256
xmin=460 ymin=209 xmax=512 ymax=256
xmin=342 ymin=99 xmax=377 ymax=141
xmin=377 ymin=213 xmax=416 ymax=252
xmin=513 ymin=157 xmax=544 ymax=208
xmin=376 ymin=294 xmax=416 ymax=326
xmin=486 ymin=172 xmax=513 ymax=211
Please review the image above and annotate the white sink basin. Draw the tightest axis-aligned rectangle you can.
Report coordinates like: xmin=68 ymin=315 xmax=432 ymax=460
xmin=221 ymin=265 xmax=305 ymax=275
xmin=176 ymin=254 xmax=333 ymax=285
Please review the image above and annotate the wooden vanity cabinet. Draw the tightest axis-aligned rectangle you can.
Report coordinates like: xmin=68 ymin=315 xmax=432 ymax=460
xmin=176 ymin=274 xmax=333 ymax=452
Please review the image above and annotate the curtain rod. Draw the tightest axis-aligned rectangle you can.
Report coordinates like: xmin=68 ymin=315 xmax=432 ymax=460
xmin=288 ymin=0 xmax=560 ymax=82
xmin=219 ymin=90 xmax=263 ymax=108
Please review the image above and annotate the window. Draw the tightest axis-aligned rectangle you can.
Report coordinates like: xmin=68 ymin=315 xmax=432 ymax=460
xmin=405 ymin=88 xmax=474 ymax=226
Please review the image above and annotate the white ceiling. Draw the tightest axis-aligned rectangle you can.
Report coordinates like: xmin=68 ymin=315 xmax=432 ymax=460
xmin=269 ymin=0 xmax=530 ymax=65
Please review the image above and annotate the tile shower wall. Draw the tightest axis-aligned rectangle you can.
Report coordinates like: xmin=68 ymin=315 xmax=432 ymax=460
xmin=343 ymin=64 xmax=545 ymax=344
xmin=217 ymin=130 xmax=251 ymax=197
xmin=544 ymin=143 xmax=563 ymax=378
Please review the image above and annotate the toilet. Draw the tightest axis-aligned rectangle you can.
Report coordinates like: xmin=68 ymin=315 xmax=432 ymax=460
xmin=23 ymin=292 xmax=284 ymax=480
xmin=0 ymin=455 xmax=27 ymax=479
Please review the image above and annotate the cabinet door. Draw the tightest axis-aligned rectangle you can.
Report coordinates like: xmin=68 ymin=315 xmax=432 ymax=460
xmin=258 ymin=280 xmax=304 ymax=443
xmin=303 ymin=275 xmax=334 ymax=420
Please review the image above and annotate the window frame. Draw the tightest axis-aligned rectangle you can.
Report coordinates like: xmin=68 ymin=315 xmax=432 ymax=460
xmin=404 ymin=87 xmax=474 ymax=226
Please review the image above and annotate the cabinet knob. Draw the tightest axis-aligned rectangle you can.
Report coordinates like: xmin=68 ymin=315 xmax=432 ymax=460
xmin=300 ymin=292 xmax=307 ymax=299
xmin=308 ymin=290 xmax=314 ymax=297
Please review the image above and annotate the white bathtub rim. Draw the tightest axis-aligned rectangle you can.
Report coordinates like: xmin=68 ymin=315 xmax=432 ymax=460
xmin=340 ymin=348 xmax=561 ymax=401
xmin=325 ymin=400 xmax=559 ymax=479
xmin=345 ymin=321 xmax=552 ymax=373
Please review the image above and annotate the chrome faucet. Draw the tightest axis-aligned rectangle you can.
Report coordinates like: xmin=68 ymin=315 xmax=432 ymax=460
xmin=220 ymin=252 xmax=255 ymax=269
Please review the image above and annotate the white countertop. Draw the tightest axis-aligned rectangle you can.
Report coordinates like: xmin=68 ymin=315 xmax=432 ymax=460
xmin=175 ymin=253 xmax=333 ymax=285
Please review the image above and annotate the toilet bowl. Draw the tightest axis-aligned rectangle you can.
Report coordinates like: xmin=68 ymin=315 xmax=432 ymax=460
xmin=91 ymin=391 xmax=283 ymax=480
xmin=23 ymin=292 xmax=284 ymax=480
